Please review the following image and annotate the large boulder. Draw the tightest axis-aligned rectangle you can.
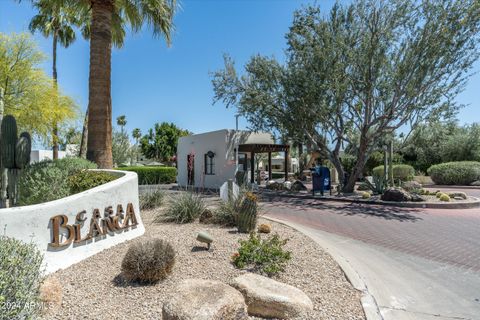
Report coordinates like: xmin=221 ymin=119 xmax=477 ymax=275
xmin=470 ymin=180 xmax=480 ymax=186
xmin=448 ymin=192 xmax=467 ymax=200
xmin=266 ymin=181 xmax=284 ymax=191
xmin=402 ymin=181 xmax=422 ymax=192
xmin=381 ymin=188 xmax=412 ymax=202
xmin=230 ymin=273 xmax=313 ymax=319
xmin=290 ymin=180 xmax=308 ymax=192
xmin=162 ymin=279 xmax=248 ymax=320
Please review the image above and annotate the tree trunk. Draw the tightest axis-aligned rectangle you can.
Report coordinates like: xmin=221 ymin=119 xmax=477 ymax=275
xmin=343 ymin=136 xmax=369 ymax=193
xmin=52 ymin=33 xmax=59 ymax=160
xmin=79 ymin=108 xmax=88 ymax=158
xmin=86 ymin=0 xmax=114 ymax=168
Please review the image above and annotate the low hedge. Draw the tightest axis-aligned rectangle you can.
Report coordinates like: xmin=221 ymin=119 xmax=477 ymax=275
xmin=427 ymin=161 xmax=480 ymax=185
xmin=372 ymin=164 xmax=415 ymax=181
xmin=119 ymin=166 xmax=177 ymax=185
xmin=0 ymin=236 xmax=43 ymax=320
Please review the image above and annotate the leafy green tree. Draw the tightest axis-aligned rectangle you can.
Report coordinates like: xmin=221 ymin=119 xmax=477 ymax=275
xmin=112 ymin=115 xmax=134 ymax=166
xmin=28 ymin=0 xmax=86 ymax=159
xmin=400 ymin=121 xmax=480 ymax=173
xmin=140 ymin=122 xmax=190 ymax=162
xmin=0 ymin=33 xmax=77 ymax=143
xmin=212 ymin=0 xmax=480 ymax=192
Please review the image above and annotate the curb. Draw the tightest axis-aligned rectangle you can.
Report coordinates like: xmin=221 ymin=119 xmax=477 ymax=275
xmin=263 ymin=216 xmax=383 ymax=320
xmin=260 ymin=190 xmax=480 ymax=210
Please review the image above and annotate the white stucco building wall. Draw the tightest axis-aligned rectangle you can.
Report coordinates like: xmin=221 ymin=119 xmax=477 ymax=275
xmin=177 ymin=130 xmax=274 ymax=189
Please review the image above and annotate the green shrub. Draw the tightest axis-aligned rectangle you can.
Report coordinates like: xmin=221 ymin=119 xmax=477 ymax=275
xmin=18 ymin=158 xmax=99 ymax=206
xmin=118 ymin=166 xmax=176 ymax=185
xmin=139 ymin=190 xmax=165 ymax=210
xmin=121 ymin=239 xmax=175 ymax=283
xmin=427 ymin=161 xmax=480 ymax=185
xmin=372 ymin=164 xmax=415 ymax=181
xmin=68 ymin=170 xmax=117 ymax=194
xmin=162 ymin=191 xmax=206 ymax=223
xmin=0 ymin=236 xmax=43 ymax=320
xmin=53 ymin=157 xmax=97 ymax=173
xmin=232 ymin=233 xmax=291 ymax=277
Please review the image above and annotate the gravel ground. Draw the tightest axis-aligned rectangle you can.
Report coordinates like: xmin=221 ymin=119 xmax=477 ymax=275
xmin=42 ymin=207 xmax=365 ymax=320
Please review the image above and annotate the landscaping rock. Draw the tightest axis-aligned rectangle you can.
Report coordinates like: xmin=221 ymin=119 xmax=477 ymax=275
xmin=290 ymin=180 xmax=308 ymax=192
xmin=266 ymin=181 xmax=284 ymax=191
xmin=410 ymin=194 xmax=426 ymax=202
xmin=381 ymin=188 xmax=412 ymax=202
xmin=402 ymin=181 xmax=422 ymax=192
xmin=448 ymin=192 xmax=467 ymax=200
xmin=231 ymin=273 xmax=313 ymax=319
xmin=470 ymin=180 xmax=480 ymax=186
xmin=162 ymin=279 xmax=248 ymax=320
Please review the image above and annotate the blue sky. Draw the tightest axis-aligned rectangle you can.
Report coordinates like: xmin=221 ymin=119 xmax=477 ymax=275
xmin=0 ymin=0 xmax=479 ymax=139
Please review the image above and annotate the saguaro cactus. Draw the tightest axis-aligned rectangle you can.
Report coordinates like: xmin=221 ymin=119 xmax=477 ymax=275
xmin=0 ymin=114 xmax=32 ymax=207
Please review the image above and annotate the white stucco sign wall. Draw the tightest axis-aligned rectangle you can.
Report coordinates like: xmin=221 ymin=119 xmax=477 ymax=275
xmin=0 ymin=170 xmax=145 ymax=274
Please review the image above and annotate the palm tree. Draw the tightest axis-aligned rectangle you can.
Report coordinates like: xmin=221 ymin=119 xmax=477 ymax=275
xmin=116 ymin=115 xmax=127 ymax=133
xmin=132 ymin=128 xmax=142 ymax=162
xmin=28 ymin=0 xmax=85 ymax=159
xmin=78 ymin=0 xmax=177 ymax=168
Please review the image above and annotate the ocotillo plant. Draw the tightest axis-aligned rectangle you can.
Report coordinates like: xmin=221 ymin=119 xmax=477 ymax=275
xmin=0 ymin=115 xmax=31 ymax=207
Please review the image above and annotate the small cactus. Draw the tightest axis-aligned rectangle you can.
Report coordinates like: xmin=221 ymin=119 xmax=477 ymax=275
xmin=236 ymin=192 xmax=258 ymax=233
xmin=258 ymin=223 xmax=271 ymax=234
xmin=439 ymin=194 xmax=451 ymax=202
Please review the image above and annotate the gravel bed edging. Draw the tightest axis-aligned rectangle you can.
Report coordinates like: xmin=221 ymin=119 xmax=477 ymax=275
xmin=260 ymin=190 xmax=480 ymax=209
xmin=40 ymin=209 xmax=365 ymax=320
xmin=263 ymin=216 xmax=382 ymax=320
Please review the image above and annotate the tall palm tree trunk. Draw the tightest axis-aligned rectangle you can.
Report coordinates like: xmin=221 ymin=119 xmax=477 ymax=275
xmin=79 ymin=108 xmax=88 ymax=158
xmin=52 ymin=32 xmax=59 ymax=160
xmin=87 ymin=0 xmax=113 ymax=168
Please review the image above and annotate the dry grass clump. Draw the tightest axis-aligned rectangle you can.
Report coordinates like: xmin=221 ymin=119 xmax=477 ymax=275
xmin=39 ymin=276 xmax=62 ymax=313
xmin=121 ymin=239 xmax=175 ymax=283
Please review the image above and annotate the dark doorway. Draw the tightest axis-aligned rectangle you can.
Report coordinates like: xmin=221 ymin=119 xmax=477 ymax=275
xmin=187 ymin=153 xmax=195 ymax=185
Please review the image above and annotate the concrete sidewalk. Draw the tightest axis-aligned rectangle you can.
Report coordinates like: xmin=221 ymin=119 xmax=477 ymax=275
xmin=266 ymin=217 xmax=480 ymax=320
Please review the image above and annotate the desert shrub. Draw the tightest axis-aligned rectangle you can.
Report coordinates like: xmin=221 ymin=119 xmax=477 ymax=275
xmin=356 ymin=183 xmax=370 ymax=191
xmin=232 ymin=233 xmax=291 ymax=277
xmin=68 ymin=170 xmax=117 ymax=194
xmin=257 ymin=223 xmax=272 ymax=234
xmin=372 ymin=164 xmax=415 ymax=181
xmin=121 ymin=239 xmax=175 ymax=283
xmin=139 ymin=190 xmax=165 ymax=210
xmin=163 ymin=191 xmax=206 ymax=223
xmin=18 ymin=158 xmax=98 ymax=205
xmin=439 ymin=194 xmax=451 ymax=202
xmin=118 ymin=166 xmax=176 ymax=185
xmin=0 ymin=236 xmax=43 ymax=320
xmin=427 ymin=161 xmax=480 ymax=185
xmin=199 ymin=208 xmax=214 ymax=223
xmin=53 ymin=157 xmax=97 ymax=173
xmin=213 ymin=193 xmax=246 ymax=226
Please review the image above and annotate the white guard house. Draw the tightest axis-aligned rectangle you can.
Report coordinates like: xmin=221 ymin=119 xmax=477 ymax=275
xmin=176 ymin=129 xmax=290 ymax=189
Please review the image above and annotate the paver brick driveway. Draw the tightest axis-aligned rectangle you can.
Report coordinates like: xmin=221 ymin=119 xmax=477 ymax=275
xmin=261 ymin=194 xmax=480 ymax=272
